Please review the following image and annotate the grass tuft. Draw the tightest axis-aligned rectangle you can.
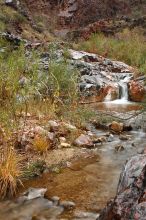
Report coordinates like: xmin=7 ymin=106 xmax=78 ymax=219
xmin=0 ymin=148 xmax=22 ymax=199
xmin=33 ymin=136 xmax=49 ymax=153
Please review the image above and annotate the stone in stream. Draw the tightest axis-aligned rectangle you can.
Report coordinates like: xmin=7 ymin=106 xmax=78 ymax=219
xmin=110 ymin=121 xmax=124 ymax=133
xmin=21 ymin=188 xmax=47 ymax=200
xmin=115 ymin=144 xmax=125 ymax=152
xmin=107 ymin=134 xmax=114 ymax=142
xmin=60 ymin=200 xmax=76 ymax=210
xmin=99 ymin=154 xmax=146 ymax=220
xmin=119 ymin=134 xmax=130 ymax=141
xmin=93 ymin=136 xmax=107 ymax=144
xmin=73 ymin=210 xmax=100 ymax=219
xmin=51 ymin=196 xmax=60 ymax=205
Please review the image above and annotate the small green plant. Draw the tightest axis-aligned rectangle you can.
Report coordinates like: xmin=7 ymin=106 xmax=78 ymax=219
xmin=0 ymin=148 xmax=22 ymax=199
xmin=23 ymin=160 xmax=46 ymax=179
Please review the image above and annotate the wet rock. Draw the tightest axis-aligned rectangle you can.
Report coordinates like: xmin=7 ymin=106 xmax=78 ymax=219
xmin=123 ymin=124 xmax=132 ymax=131
xmin=60 ymin=200 xmax=76 ymax=210
xmin=74 ymin=134 xmax=93 ymax=148
xmin=119 ymin=134 xmax=130 ymax=141
xmin=22 ymin=188 xmax=47 ymax=200
xmin=93 ymin=136 xmax=107 ymax=144
xmin=110 ymin=121 xmax=123 ymax=133
xmin=107 ymin=134 xmax=114 ymax=142
xmin=137 ymin=148 xmax=144 ymax=154
xmin=128 ymin=80 xmax=145 ymax=102
xmin=99 ymin=154 xmax=146 ymax=220
xmin=74 ymin=210 xmax=99 ymax=219
xmin=51 ymin=196 xmax=60 ymax=205
xmin=37 ymin=205 xmax=64 ymax=219
xmin=132 ymin=142 xmax=137 ymax=147
xmin=4 ymin=197 xmax=54 ymax=220
xmin=92 ymin=121 xmax=109 ymax=130
xmin=115 ymin=144 xmax=125 ymax=152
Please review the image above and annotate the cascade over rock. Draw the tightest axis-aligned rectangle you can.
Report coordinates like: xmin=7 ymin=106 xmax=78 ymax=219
xmin=69 ymin=49 xmax=135 ymax=103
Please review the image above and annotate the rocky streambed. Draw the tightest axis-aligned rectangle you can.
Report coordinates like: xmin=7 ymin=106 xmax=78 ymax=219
xmin=1 ymin=102 xmax=146 ymax=220
xmin=0 ymin=38 xmax=146 ymax=219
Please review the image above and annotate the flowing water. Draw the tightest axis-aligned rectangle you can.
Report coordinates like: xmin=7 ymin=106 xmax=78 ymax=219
xmin=17 ymin=98 xmax=145 ymax=219
xmin=1 ymin=77 xmax=145 ymax=219
xmin=104 ymin=76 xmax=132 ymax=104
xmin=18 ymin=127 xmax=146 ymax=219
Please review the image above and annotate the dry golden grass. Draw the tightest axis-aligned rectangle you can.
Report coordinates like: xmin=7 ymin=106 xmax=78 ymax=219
xmin=33 ymin=136 xmax=49 ymax=153
xmin=0 ymin=148 xmax=22 ymax=199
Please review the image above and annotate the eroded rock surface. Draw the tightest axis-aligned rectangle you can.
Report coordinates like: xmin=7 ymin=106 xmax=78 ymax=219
xmin=99 ymin=154 xmax=146 ymax=220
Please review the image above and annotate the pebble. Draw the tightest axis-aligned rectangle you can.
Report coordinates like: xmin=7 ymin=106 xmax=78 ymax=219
xmin=51 ymin=196 xmax=60 ymax=205
xmin=60 ymin=201 xmax=76 ymax=210
xmin=107 ymin=134 xmax=114 ymax=142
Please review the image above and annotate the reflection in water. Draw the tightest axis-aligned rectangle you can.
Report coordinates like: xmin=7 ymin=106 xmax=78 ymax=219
xmin=91 ymin=102 xmax=142 ymax=112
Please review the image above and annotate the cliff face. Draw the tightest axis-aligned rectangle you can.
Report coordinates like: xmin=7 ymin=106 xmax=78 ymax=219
xmin=1 ymin=0 xmax=146 ymax=41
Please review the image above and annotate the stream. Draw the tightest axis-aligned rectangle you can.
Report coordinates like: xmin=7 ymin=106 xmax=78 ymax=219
xmin=0 ymin=79 xmax=145 ymax=219
xmin=16 ymin=99 xmax=146 ymax=219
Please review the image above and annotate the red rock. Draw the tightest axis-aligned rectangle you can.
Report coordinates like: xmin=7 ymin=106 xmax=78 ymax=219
xmin=110 ymin=121 xmax=123 ymax=132
xmin=128 ymin=80 xmax=145 ymax=102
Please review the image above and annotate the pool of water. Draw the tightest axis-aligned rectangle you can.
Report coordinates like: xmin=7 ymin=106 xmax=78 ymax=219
xmin=19 ymin=127 xmax=146 ymax=218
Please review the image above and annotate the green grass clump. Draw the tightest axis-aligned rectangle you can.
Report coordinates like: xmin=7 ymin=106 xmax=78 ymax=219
xmin=76 ymin=28 xmax=146 ymax=74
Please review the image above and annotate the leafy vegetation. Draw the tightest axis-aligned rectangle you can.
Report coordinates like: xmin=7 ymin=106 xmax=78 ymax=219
xmin=75 ymin=28 xmax=146 ymax=74
xmin=23 ymin=160 xmax=46 ymax=179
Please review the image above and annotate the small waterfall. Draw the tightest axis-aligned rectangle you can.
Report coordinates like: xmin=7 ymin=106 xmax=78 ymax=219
xmin=119 ymin=81 xmax=128 ymax=101
xmin=104 ymin=90 xmax=112 ymax=102
xmin=104 ymin=76 xmax=131 ymax=104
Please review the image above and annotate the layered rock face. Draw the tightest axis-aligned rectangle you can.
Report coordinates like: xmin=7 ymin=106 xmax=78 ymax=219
xmin=99 ymin=154 xmax=146 ymax=220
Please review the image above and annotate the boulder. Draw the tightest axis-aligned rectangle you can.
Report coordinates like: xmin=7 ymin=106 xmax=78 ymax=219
xmin=128 ymin=80 xmax=145 ymax=102
xmin=110 ymin=121 xmax=123 ymax=133
xmin=99 ymin=154 xmax=146 ymax=220
xmin=48 ymin=120 xmax=60 ymax=131
xmin=33 ymin=126 xmax=47 ymax=136
xmin=74 ymin=134 xmax=93 ymax=147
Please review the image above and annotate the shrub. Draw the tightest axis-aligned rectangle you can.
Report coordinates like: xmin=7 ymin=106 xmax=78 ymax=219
xmin=23 ymin=160 xmax=46 ymax=179
xmin=33 ymin=136 xmax=49 ymax=153
xmin=48 ymin=61 xmax=79 ymax=103
xmin=0 ymin=148 xmax=22 ymax=199
xmin=76 ymin=28 xmax=146 ymax=74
